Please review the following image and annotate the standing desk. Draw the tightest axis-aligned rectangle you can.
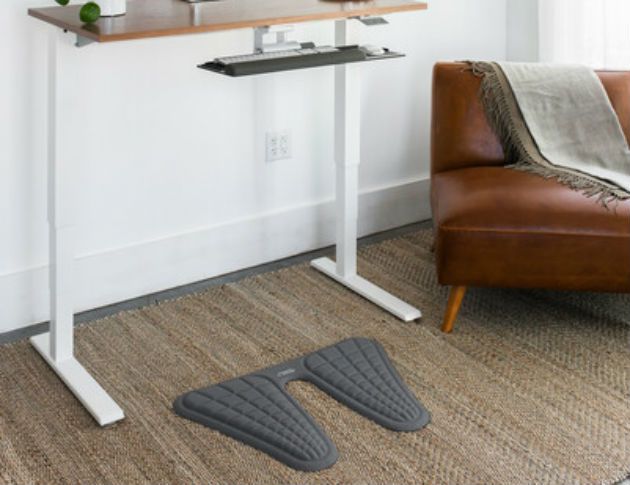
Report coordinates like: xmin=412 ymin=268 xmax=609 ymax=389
xmin=28 ymin=0 xmax=427 ymax=427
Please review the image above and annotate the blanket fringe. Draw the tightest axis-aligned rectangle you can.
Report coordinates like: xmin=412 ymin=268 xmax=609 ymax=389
xmin=509 ymin=162 xmax=624 ymax=208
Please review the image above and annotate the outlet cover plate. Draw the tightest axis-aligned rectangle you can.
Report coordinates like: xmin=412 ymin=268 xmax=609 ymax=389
xmin=266 ymin=130 xmax=292 ymax=162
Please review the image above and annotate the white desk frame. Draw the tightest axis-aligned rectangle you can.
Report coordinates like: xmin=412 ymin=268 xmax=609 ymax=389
xmin=32 ymin=19 xmax=422 ymax=427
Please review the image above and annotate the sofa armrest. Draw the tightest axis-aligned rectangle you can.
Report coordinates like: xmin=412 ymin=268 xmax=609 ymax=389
xmin=431 ymin=62 xmax=505 ymax=175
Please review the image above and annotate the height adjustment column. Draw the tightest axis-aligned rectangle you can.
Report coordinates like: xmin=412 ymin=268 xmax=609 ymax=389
xmin=311 ymin=19 xmax=422 ymax=322
xmin=30 ymin=28 xmax=125 ymax=427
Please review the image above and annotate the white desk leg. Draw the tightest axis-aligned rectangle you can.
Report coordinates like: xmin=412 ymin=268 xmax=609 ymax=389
xmin=311 ymin=19 xmax=422 ymax=322
xmin=30 ymin=29 xmax=125 ymax=427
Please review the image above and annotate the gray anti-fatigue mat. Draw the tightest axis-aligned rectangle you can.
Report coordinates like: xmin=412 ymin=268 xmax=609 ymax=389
xmin=173 ymin=338 xmax=430 ymax=472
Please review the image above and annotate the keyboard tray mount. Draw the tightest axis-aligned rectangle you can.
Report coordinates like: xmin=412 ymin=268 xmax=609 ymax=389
xmin=199 ymin=45 xmax=404 ymax=77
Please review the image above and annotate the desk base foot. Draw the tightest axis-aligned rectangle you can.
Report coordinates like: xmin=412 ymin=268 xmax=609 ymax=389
xmin=30 ymin=333 xmax=125 ymax=427
xmin=310 ymin=257 xmax=422 ymax=322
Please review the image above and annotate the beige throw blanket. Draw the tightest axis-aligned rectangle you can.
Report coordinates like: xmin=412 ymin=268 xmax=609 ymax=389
xmin=471 ymin=61 xmax=630 ymax=203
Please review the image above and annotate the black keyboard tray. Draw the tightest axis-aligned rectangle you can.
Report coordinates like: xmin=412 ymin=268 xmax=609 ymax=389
xmin=198 ymin=46 xmax=404 ymax=77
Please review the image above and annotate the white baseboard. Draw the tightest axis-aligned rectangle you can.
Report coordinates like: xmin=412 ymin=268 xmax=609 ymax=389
xmin=0 ymin=177 xmax=430 ymax=334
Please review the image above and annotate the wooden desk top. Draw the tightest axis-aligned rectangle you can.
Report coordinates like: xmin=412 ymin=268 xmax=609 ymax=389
xmin=29 ymin=0 xmax=427 ymax=43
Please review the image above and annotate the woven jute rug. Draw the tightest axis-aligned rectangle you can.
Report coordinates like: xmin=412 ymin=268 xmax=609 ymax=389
xmin=1 ymin=229 xmax=629 ymax=485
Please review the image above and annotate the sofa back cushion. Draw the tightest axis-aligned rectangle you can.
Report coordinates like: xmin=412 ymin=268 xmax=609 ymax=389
xmin=431 ymin=62 xmax=630 ymax=175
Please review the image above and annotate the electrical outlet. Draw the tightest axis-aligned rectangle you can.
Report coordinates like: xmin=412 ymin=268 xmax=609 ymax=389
xmin=266 ymin=130 xmax=292 ymax=162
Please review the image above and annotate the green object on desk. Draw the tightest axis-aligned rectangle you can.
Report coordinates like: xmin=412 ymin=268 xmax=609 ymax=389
xmin=80 ymin=2 xmax=101 ymax=23
xmin=54 ymin=0 xmax=100 ymax=24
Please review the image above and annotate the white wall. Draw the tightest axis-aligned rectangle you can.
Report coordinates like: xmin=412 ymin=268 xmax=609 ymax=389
xmin=507 ymin=0 xmax=539 ymax=61
xmin=1 ymin=0 xmax=508 ymax=333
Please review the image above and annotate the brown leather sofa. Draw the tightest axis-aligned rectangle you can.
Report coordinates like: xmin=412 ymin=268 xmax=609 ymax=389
xmin=431 ymin=62 xmax=630 ymax=333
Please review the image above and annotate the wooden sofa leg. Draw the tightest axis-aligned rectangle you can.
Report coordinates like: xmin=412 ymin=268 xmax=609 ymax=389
xmin=441 ymin=286 xmax=467 ymax=333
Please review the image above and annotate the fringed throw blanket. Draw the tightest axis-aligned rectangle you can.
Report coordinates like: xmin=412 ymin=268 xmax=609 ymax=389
xmin=470 ymin=61 xmax=630 ymax=203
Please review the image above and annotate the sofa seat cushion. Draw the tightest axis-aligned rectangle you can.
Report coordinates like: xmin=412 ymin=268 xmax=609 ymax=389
xmin=431 ymin=166 xmax=630 ymax=292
